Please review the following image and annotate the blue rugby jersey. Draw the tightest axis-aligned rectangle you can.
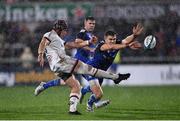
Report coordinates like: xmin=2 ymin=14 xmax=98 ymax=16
xmin=86 ymin=40 xmax=121 ymax=71
xmin=74 ymin=29 xmax=96 ymax=63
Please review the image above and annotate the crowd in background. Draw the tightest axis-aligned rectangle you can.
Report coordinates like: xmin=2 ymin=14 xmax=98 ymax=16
xmin=0 ymin=5 xmax=180 ymax=71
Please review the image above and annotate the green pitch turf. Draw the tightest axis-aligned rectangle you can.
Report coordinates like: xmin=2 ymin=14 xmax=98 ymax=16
xmin=0 ymin=85 xmax=180 ymax=120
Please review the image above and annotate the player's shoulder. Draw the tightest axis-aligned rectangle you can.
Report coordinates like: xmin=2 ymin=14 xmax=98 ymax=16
xmin=96 ymin=40 xmax=105 ymax=50
xmin=43 ymin=31 xmax=51 ymax=38
xmin=43 ymin=30 xmax=60 ymax=42
xmin=45 ymin=30 xmax=60 ymax=38
xmin=98 ymin=40 xmax=105 ymax=46
xmin=99 ymin=40 xmax=105 ymax=44
xmin=79 ymin=29 xmax=86 ymax=33
xmin=76 ymin=29 xmax=87 ymax=38
xmin=77 ymin=29 xmax=88 ymax=35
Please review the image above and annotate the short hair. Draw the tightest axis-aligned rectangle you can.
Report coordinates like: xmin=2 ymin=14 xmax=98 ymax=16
xmin=105 ymin=30 xmax=117 ymax=36
xmin=85 ymin=16 xmax=95 ymax=21
xmin=53 ymin=20 xmax=68 ymax=31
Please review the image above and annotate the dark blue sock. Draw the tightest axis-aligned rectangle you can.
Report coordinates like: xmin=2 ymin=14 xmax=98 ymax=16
xmin=81 ymin=85 xmax=91 ymax=95
xmin=43 ymin=79 xmax=61 ymax=89
xmin=88 ymin=94 xmax=99 ymax=106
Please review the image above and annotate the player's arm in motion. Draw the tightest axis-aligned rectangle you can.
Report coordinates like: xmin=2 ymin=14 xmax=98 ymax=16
xmin=121 ymin=23 xmax=143 ymax=46
xmin=64 ymin=37 xmax=97 ymax=49
xmin=75 ymin=35 xmax=98 ymax=52
xmin=38 ymin=37 xmax=95 ymax=67
xmin=100 ymin=23 xmax=143 ymax=51
xmin=38 ymin=37 xmax=50 ymax=67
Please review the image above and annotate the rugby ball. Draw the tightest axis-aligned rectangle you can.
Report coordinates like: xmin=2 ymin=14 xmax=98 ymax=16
xmin=144 ymin=35 xmax=156 ymax=49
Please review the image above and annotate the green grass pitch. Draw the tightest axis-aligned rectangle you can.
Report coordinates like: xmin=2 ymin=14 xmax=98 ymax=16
xmin=0 ymin=85 xmax=180 ymax=120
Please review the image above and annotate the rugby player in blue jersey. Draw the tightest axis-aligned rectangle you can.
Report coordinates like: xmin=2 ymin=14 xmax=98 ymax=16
xmin=81 ymin=24 xmax=143 ymax=111
xmin=74 ymin=16 xmax=97 ymax=63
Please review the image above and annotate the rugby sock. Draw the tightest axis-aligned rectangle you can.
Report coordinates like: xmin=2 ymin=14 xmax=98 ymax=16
xmin=81 ymin=85 xmax=91 ymax=95
xmin=94 ymin=69 xmax=119 ymax=80
xmin=69 ymin=93 xmax=80 ymax=112
xmin=43 ymin=79 xmax=61 ymax=89
xmin=88 ymin=94 xmax=100 ymax=107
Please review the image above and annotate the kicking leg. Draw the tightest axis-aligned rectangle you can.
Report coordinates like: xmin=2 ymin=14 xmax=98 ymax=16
xmin=74 ymin=61 xmax=130 ymax=84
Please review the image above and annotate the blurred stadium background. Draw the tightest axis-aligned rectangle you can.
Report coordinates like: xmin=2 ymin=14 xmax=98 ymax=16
xmin=0 ymin=0 xmax=180 ymax=120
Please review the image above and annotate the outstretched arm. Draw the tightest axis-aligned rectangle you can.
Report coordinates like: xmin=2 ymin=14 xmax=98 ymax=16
xmin=64 ymin=36 xmax=98 ymax=49
xmin=100 ymin=40 xmax=142 ymax=51
xmin=100 ymin=43 xmax=127 ymax=51
xmin=64 ymin=39 xmax=90 ymax=49
xmin=122 ymin=23 xmax=144 ymax=45
xmin=129 ymin=41 xmax=142 ymax=50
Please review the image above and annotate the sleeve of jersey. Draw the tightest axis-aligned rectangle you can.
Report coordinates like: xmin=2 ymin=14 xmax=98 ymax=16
xmin=116 ymin=39 xmax=122 ymax=44
xmin=97 ymin=41 xmax=105 ymax=52
xmin=43 ymin=33 xmax=51 ymax=42
xmin=76 ymin=32 xmax=86 ymax=40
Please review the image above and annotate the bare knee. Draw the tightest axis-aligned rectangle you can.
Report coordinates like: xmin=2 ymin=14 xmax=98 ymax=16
xmin=71 ymin=82 xmax=80 ymax=93
xmin=65 ymin=75 xmax=80 ymax=94
xmin=94 ymin=90 xmax=103 ymax=99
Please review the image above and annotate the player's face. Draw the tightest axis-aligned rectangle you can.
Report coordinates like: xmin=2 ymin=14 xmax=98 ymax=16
xmin=105 ymin=35 xmax=117 ymax=44
xmin=84 ymin=20 xmax=95 ymax=32
xmin=59 ymin=29 xmax=68 ymax=38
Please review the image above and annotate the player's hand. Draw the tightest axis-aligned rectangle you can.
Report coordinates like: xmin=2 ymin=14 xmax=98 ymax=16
xmin=129 ymin=41 xmax=142 ymax=50
xmin=90 ymin=35 xmax=98 ymax=44
xmin=133 ymin=23 xmax=144 ymax=36
xmin=38 ymin=54 xmax=44 ymax=67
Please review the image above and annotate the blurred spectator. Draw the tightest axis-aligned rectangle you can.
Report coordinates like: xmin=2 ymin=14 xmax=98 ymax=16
xmin=20 ymin=47 xmax=35 ymax=70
